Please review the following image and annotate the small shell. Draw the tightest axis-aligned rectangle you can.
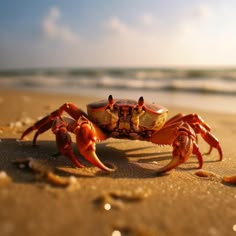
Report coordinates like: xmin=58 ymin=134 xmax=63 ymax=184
xmin=94 ymin=188 xmax=151 ymax=210
xmin=12 ymin=158 xmax=79 ymax=188
xmin=12 ymin=158 xmax=33 ymax=168
xmin=109 ymin=188 xmax=151 ymax=202
xmin=29 ymin=159 xmax=51 ymax=173
xmin=46 ymin=172 xmax=71 ymax=187
xmin=12 ymin=158 xmax=51 ymax=172
xmin=194 ymin=169 xmax=221 ymax=180
xmin=9 ymin=121 xmax=23 ymax=128
xmin=222 ymin=175 xmax=236 ymax=184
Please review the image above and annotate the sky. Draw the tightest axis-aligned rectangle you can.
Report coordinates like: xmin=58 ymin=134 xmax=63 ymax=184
xmin=1 ymin=0 xmax=236 ymax=69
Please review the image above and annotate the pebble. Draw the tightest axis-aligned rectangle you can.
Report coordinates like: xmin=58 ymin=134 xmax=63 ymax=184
xmin=194 ymin=169 xmax=222 ymax=182
xmin=0 ymin=171 xmax=11 ymax=185
xmin=195 ymin=169 xmax=236 ymax=186
xmin=9 ymin=121 xmax=23 ymax=128
xmin=112 ymin=224 xmax=155 ymax=236
xmin=222 ymin=175 xmax=236 ymax=185
xmin=22 ymin=117 xmax=34 ymax=125
xmin=104 ymin=203 xmax=111 ymax=211
xmin=0 ymin=171 xmax=8 ymax=179
xmin=8 ymin=117 xmax=34 ymax=129
xmin=195 ymin=169 xmax=220 ymax=178
xmin=112 ymin=230 xmax=121 ymax=236
xmin=233 ymin=224 xmax=236 ymax=232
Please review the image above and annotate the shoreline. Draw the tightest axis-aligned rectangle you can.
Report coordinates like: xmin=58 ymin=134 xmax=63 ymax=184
xmin=1 ymin=87 xmax=236 ymax=116
xmin=0 ymin=89 xmax=236 ymax=236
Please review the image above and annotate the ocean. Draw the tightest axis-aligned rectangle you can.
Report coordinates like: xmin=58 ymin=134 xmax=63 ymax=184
xmin=0 ymin=67 xmax=236 ymax=114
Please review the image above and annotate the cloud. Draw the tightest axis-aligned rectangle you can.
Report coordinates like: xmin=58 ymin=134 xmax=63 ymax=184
xmin=192 ymin=4 xmax=212 ymax=19
xmin=140 ymin=13 xmax=157 ymax=26
xmin=105 ymin=13 xmax=158 ymax=35
xmin=178 ymin=4 xmax=214 ymax=34
xmin=42 ymin=6 xmax=80 ymax=44
xmin=35 ymin=5 xmax=236 ymax=68
xmin=94 ymin=15 xmax=169 ymax=66
xmin=105 ymin=16 xmax=131 ymax=34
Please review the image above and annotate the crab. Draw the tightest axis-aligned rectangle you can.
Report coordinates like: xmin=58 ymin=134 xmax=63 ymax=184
xmin=20 ymin=95 xmax=223 ymax=174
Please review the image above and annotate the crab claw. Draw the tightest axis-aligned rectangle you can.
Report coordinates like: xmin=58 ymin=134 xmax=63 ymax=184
xmin=74 ymin=117 xmax=114 ymax=172
xmin=52 ymin=117 xmax=84 ymax=168
xmin=156 ymin=123 xmax=195 ymax=174
xmin=156 ymin=156 xmax=184 ymax=174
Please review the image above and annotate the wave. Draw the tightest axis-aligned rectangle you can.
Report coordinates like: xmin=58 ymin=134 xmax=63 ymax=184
xmin=1 ymin=68 xmax=236 ymax=95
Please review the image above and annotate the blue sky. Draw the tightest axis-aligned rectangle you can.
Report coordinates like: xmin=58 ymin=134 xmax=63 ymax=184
xmin=1 ymin=0 xmax=236 ymax=69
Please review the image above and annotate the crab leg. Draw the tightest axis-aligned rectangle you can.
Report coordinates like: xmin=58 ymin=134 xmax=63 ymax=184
xmin=164 ymin=113 xmax=222 ymax=159
xmin=164 ymin=113 xmax=211 ymax=131
xmin=20 ymin=103 xmax=87 ymax=142
xmin=32 ymin=120 xmax=54 ymax=145
xmin=164 ymin=113 xmax=184 ymax=127
xmin=192 ymin=143 xmax=203 ymax=168
xmin=21 ymin=115 xmax=54 ymax=142
xmin=71 ymin=116 xmax=114 ymax=172
xmin=193 ymin=123 xmax=223 ymax=160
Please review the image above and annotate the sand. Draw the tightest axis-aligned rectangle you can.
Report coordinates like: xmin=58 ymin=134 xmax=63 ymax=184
xmin=0 ymin=89 xmax=236 ymax=236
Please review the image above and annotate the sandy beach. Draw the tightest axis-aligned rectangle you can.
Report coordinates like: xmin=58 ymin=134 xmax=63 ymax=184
xmin=0 ymin=89 xmax=236 ymax=236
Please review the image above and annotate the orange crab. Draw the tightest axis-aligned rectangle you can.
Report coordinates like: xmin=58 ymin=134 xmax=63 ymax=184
xmin=20 ymin=95 xmax=222 ymax=174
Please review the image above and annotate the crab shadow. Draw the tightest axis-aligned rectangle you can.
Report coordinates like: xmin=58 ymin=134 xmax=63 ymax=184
xmin=0 ymin=138 xmax=219 ymax=183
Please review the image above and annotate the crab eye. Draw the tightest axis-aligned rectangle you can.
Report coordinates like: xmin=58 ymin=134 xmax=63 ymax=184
xmin=107 ymin=95 xmax=114 ymax=111
xmin=136 ymin=96 xmax=144 ymax=113
xmin=138 ymin=96 xmax=144 ymax=106
xmin=108 ymin=95 xmax=114 ymax=105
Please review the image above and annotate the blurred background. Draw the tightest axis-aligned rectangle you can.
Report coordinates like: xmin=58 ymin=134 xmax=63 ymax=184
xmin=1 ymin=0 xmax=236 ymax=113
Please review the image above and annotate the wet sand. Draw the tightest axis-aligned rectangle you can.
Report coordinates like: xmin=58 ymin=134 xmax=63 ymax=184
xmin=0 ymin=89 xmax=236 ymax=236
